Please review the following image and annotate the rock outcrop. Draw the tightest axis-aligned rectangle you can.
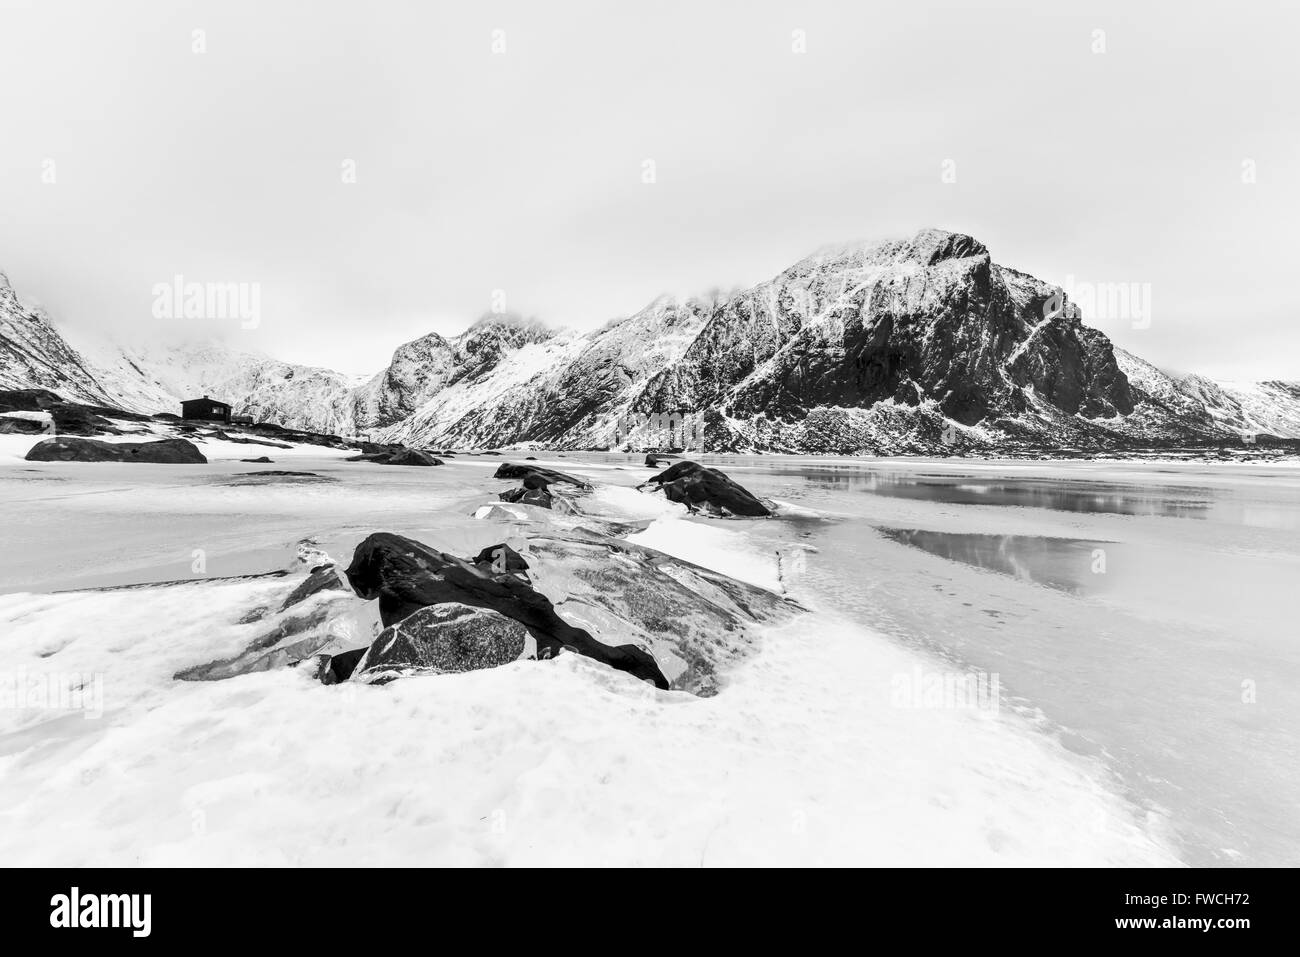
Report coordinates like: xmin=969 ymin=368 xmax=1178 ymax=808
xmin=342 ymin=531 xmax=669 ymax=688
xmin=25 ymin=436 xmax=208 ymax=464
xmin=523 ymin=533 xmax=797 ymax=695
xmin=641 ymin=461 xmax=772 ymax=517
xmin=351 ymin=603 xmax=532 ymax=683
xmin=346 ymin=448 xmax=443 ymax=466
xmin=492 ymin=462 xmax=590 ymax=488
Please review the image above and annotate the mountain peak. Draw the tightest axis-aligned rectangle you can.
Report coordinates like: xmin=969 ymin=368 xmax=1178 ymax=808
xmin=797 ymin=228 xmax=989 ymax=273
xmin=463 ymin=312 xmax=552 ymax=340
xmin=903 ymin=228 xmax=988 ymax=264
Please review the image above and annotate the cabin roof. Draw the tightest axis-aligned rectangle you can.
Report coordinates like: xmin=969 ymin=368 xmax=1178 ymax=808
xmin=181 ymin=397 xmax=231 ymax=407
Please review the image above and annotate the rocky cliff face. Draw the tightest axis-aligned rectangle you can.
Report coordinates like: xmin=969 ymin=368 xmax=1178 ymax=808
xmin=4 ymin=231 xmax=1298 ymax=452
xmin=0 ymin=271 xmax=360 ymax=434
xmin=351 ymin=314 xmax=555 ymax=430
xmin=379 ymin=229 xmax=1153 ymax=451
xmin=0 ymin=272 xmax=122 ymax=406
xmin=634 ymin=231 xmax=1134 ymax=433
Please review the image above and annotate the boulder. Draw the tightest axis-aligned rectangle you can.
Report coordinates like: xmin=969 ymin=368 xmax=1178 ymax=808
xmin=640 ymin=461 xmax=771 ymax=517
xmin=645 ymin=453 xmax=678 ymax=468
xmin=387 ymin=448 xmax=443 ymax=467
xmin=0 ymin=416 xmax=47 ymax=434
xmin=492 ymin=462 xmax=590 ymax=488
xmin=25 ymin=436 xmax=208 ymax=464
xmin=524 ymin=533 xmax=796 ymax=695
xmin=244 ymin=470 xmax=323 ymax=478
xmin=241 ymin=456 xmax=274 ymax=463
xmin=471 ymin=543 xmax=530 ymax=575
xmin=352 ymin=604 xmax=531 ymax=683
xmin=499 ymin=485 xmax=553 ymax=508
xmin=278 ymin=564 xmax=348 ymax=611
xmin=343 ymin=532 xmax=668 ymax=688
xmin=0 ymin=388 xmax=63 ymax=413
xmin=315 ymin=647 xmax=368 ymax=685
xmin=346 ymin=448 xmax=442 ymax=466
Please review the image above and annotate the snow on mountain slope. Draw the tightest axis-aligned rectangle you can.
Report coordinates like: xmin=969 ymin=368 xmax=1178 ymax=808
xmin=383 ymin=297 xmax=715 ymax=448
xmin=1114 ymin=347 xmax=1300 ymax=439
xmin=1 ymin=275 xmax=363 ymax=433
xmin=0 ymin=272 xmax=127 ymax=407
xmin=1176 ymin=375 xmax=1300 ymax=439
xmin=110 ymin=340 xmax=361 ymax=435
xmin=4 ymin=231 xmax=1299 ymax=450
xmin=352 ymin=314 xmax=555 ymax=431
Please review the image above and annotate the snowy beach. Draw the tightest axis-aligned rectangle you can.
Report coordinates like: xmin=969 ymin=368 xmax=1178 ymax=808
xmin=8 ymin=435 xmax=1292 ymax=866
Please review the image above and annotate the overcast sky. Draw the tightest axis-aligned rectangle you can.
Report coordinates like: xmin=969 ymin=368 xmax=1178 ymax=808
xmin=0 ymin=0 xmax=1295 ymax=380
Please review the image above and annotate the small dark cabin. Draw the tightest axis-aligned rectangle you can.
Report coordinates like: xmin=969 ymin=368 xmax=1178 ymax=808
xmin=181 ymin=396 xmax=232 ymax=424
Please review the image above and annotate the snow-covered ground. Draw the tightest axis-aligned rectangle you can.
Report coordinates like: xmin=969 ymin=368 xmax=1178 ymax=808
xmin=7 ymin=440 xmax=1292 ymax=865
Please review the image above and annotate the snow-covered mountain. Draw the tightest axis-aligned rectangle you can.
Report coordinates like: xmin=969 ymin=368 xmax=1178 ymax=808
xmin=1 ymin=270 xmax=361 ymax=434
xmin=3 ymin=231 xmax=1299 ymax=451
xmin=0 ymin=271 xmax=130 ymax=407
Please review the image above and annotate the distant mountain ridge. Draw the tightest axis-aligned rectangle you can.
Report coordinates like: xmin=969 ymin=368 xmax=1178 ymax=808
xmin=3 ymin=231 xmax=1298 ymax=452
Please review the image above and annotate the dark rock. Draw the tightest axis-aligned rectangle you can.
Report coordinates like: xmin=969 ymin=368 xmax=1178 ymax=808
xmin=641 ymin=461 xmax=771 ymax=517
xmin=244 ymin=470 xmax=323 ymax=478
xmin=278 ymin=564 xmax=347 ymax=612
xmin=492 ymin=463 xmax=590 ymax=488
xmin=353 ymin=604 xmax=531 ymax=683
xmin=209 ymin=430 xmax=293 ymax=449
xmin=386 ymin=448 xmax=443 ymax=466
xmin=241 ymin=422 xmax=346 ymax=448
xmin=343 ymin=532 xmax=668 ymax=688
xmin=236 ymin=606 xmax=270 ymax=624
xmin=0 ymin=417 xmax=47 ymax=434
xmin=471 ymin=543 xmax=530 ymax=575
xmin=525 ymin=456 xmax=537 ymax=460
xmin=645 ymin=453 xmax=678 ymax=467
xmin=241 ymin=456 xmax=274 ymax=463
xmin=347 ymin=449 xmax=443 ymax=466
xmin=317 ymin=647 xmax=367 ymax=684
xmin=0 ymin=388 xmax=63 ymax=413
xmin=499 ymin=485 xmax=554 ymax=508
xmin=49 ymin=405 xmax=114 ymax=435
xmin=25 ymin=436 xmax=208 ymax=464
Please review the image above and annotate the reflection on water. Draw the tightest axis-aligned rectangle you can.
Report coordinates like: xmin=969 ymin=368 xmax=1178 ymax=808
xmin=878 ymin=528 xmax=1112 ymax=594
xmin=616 ymin=454 xmax=1300 ymax=865
xmin=804 ymin=470 xmax=1213 ymax=519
